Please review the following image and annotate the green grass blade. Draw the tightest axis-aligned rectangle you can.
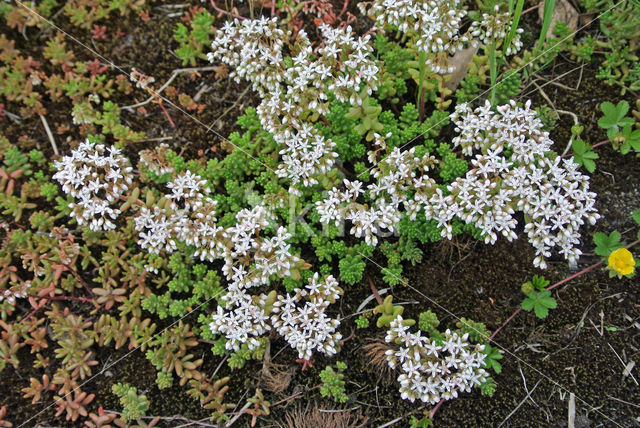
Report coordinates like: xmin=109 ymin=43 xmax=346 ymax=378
xmin=504 ymin=0 xmax=525 ymax=54
xmin=538 ymin=0 xmax=556 ymax=48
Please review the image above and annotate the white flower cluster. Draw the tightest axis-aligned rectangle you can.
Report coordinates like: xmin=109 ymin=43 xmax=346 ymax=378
xmin=209 ymin=216 xmax=344 ymax=359
xmin=209 ymin=221 xmax=345 ymax=360
xmin=271 ymin=273 xmax=343 ymax=359
xmin=316 ymin=100 xmax=599 ymax=268
xmin=127 ymin=166 xmax=343 ymax=359
xmin=208 ymin=17 xmax=378 ymax=187
xmin=358 ymin=0 xmax=472 ymax=73
xmin=0 ymin=282 xmax=31 ymax=305
xmin=385 ymin=316 xmax=488 ymax=404
xmin=53 ymin=140 xmax=133 ymax=231
xmin=469 ymin=5 xmax=524 ymax=56
xmin=138 ymin=143 xmax=174 ymax=176
xmin=447 ymin=100 xmax=600 ymax=267
xmin=133 ymin=170 xmax=222 ymax=256
xmin=316 ymin=133 xmax=439 ymax=246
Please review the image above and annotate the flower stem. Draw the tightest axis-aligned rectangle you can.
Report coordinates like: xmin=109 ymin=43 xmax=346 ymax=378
xmin=367 ymin=276 xmax=383 ymax=305
xmin=429 ymin=397 xmax=445 ymax=419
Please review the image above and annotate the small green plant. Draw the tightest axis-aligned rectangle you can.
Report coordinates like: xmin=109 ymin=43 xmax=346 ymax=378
xmin=570 ymin=125 xmax=598 ymax=173
xmin=521 ymin=289 xmax=557 ymax=319
xmin=483 ymin=344 xmax=503 ymax=374
xmin=319 ymin=361 xmax=348 ymax=403
xmin=593 ymin=231 xmax=624 ymax=259
xmin=355 ymin=314 xmax=370 ymax=329
xmin=598 ymin=101 xmax=640 ymax=153
xmin=520 ymin=274 xmax=549 ymax=295
xmin=174 ymin=9 xmax=216 ymax=66
xmin=338 ymin=253 xmax=366 ymax=285
xmin=111 ymin=382 xmax=149 ymax=421
xmin=418 ymin=310 xmax=440 ymax=332
xmin=409 ymin=414 xmax=434 ymax=427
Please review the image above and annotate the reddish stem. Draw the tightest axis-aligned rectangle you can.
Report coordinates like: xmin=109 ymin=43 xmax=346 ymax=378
xmin=340 ymin=328 xmax=355 ymax=346
xmin=336 ymin=0 xmax=349 ymax=20
xmin=521 ymin=3 xmax=543 ymax=15
xmin=590 ymin=139 xmax=610 ymax=150
xmin=367 ymin=276 xmax=383 ymax=305
xmin=41 ymin=257 xmax=93 ymax=296
xmin=561 ymin=139 xmax=609 ymax=159
xmin=429 ymin=398 xmax=445 ymax=419
xmin=210 ymin=0 xmax=247 ymax=20
xmin=489 ymin=239 xmax=640 ymax=342
xmin=157 ymin=101 xmax=176 ymax=128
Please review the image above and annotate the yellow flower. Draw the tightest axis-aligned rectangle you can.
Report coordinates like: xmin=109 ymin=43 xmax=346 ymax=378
xmin=608 ymin=248 xmax=636 ymax=276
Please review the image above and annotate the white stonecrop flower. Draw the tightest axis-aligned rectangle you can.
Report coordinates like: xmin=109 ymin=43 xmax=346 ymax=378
xmin=469 ymin=5 xmax=524 ymax=56
xmin=271 ymin=273 xmax=343 ymax=359
xmin=53 ymin=140 xmax=133 ymax=231
xmin=209 ymin=17 xmax=378 ymax=188
xmin=316 ymin=100 xmax=599 ymax=269
xmin=358 ymin=0 xmax=473 ymax=73
xmin=385 ymin=316 xmax=488 ymax=404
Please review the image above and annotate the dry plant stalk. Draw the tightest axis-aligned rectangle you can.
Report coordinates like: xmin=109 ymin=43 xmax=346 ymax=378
xmin=278 ymin=403 xmax=368 ymax=428
xmin=363 ymin=338 xmax=394 ymax=377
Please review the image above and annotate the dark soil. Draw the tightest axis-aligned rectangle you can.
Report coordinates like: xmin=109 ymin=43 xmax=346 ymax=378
xmin=1 ymin=1 xmax=639 ymax=427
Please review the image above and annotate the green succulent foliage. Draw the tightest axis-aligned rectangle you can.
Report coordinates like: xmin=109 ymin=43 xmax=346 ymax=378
xmin=142 ymin=249 xmax=223 ymax=319
xmin=3 ymin=147 xmax=32 ymax=175
xmin=94 ymin=101 xmax=145 ymax=142
xmin=572 ymin=35 xmax=595 ymax=62
xmin=588 ymin=1 xmax=640 ymax=93
xmin=228 ymin=338 xmax=268 ymax=369
xmin=317 ymin=95 xmax=366 ymax=162
xmin=380 ymin=265 xmax=403 ymax=286
xmin=493 ymin=70 xmax=522 ymax=105
xmin=456 ymin=318 xmax=489 ymax=342
xmin=28 ymin=150 xmax=46 ymax=166
xmin=112 ymin=382 xmax=150 ymax=421
xmin=156 ymin=371 xmax=174 ymax=389
xmin=344 ymin=94 xmax=385 ymax=141
xmin=437 ymin=143 xmax=468 ymax=181
xmin=31 ymin=170 xmax=59 ymax=202
xmin=397 ymin=237 xmax=423 ymax=265
xmin=398 ymin=215 xmax=483 ymax=244
xmin=339 ymin=253 xmax=366 ymax=285
xmin=174 ymin=10 xmax=216 ymax=66
xmin=377 ymin=106 xmax=449 ymax=151
xmin=197 ymin=108 xmax=281 ymax=219
xmin=319 ymin=362 xmax=348 ymax=403
xmin=455 ymin=73 xmax=481 ymax=104
xmin=374 ymin=35 xmax=412 ymax=103
xmin=418 ymin=310 xmax=440 ymax=332
xmin=374 ymin=295 xmax=415 ymax=328
xmin=355 ymin=315 xmax=370 ymax=329
xmin=535 ymin=106 xmax=559 ymax=132
xmin=521 ymin=290 xmax=557 ymax=319
xmin=593 ymin=231 xmax=624 ymax=259
xmin=480 ymin=377 xmax=497 ymax=396
xmin=208 ymin=336 xmax=228 ymax=356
